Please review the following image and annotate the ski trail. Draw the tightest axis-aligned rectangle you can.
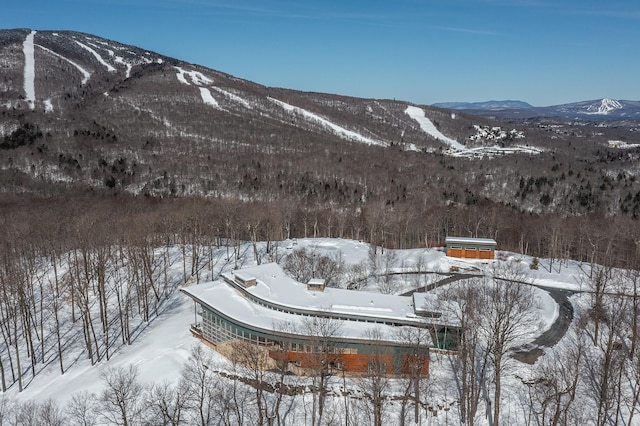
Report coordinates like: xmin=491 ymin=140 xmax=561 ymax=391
xmin=23 ymin=30 xmax=36 ymax=109
xmin=211 ymin=87 xmax=252 ymax=109
xmin=36 ymin=44 xmax=92 ymax=84
xmin=405 ymin=106 xmax=465 ymax=150
xmin=74 ymin=40 xmax=116 ymax=72
xmin=269 ymin=97 xmax=387 ymax=146
xmin=199 ymin=88 xmax=220 ymax=109
xmin=174 ymin=66 xmax=213 ymax=85
xmin=114 ymin=56 xmax=133 ymax=78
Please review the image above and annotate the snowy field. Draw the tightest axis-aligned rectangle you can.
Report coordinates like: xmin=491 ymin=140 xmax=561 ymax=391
xmin=2 ymin=238 xmax=637 ymax=424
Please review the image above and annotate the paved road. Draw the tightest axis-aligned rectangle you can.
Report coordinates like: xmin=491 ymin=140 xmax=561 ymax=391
xmin=399 ymin=273 xmax=575 ymax=365
xmin=512 ymin=286 xmax=574 ymax=364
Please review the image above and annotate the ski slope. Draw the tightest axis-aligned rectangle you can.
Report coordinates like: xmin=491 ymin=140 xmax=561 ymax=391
xmin=22 ymin=30 xmax=36 ymax=109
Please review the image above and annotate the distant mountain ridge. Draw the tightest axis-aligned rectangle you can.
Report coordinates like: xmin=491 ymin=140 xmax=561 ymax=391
xmin=433 ymin=100 xmax=534 ymax=111
xmin=434 ymin=98 xmax=640 ymax=120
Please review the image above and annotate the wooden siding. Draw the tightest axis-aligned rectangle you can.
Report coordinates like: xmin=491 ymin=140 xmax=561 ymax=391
xmin=268 ymin=350 xmax=428 ymax=375
xmin=447 ymin=247 xmax=494 ymax=260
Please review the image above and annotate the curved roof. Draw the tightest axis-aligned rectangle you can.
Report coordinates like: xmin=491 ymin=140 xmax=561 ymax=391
xmin=181 ymin=263 xmax=459 ymax=344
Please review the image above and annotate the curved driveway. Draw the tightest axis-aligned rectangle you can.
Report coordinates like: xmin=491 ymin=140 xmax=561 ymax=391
xmin=400 ymin=273 xmax=575 ymax=364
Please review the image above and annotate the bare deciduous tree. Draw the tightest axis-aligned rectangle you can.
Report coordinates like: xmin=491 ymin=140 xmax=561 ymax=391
xmin=358 ymin=328 xmax=392 ymax=426
xmin=145 ymin=380 xmax=189 ymax=426
xmin=301 ymin=316 xmax=343 ymax=426
xmin=181 ymin=345 xmax=221 ymax=426
xmin=97 ymin=364 xmax=144 ymax=426
xmin=485 ymin=263 xmax=538 ymax=425
xmin=66 ymin=390 xmax=99 ymax=426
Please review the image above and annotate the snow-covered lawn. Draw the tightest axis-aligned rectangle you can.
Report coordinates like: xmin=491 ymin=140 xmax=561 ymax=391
xmin=15 ymin=294 xmax=197 ymax=405
xmin=3 ymin=237 xmax=635 ymax=424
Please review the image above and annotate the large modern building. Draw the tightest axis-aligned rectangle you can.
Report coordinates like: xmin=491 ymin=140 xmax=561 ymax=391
xmin=181 ymin=263 xmax=459 ymax=375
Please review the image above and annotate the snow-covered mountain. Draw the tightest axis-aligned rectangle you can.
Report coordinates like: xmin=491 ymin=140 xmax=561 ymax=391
xmin=0 ymin=28 xmax=470 ymax=153
xmin=433 ymin=100 xmax=534 ymax=111
xmin=545 ymin=98 xmax=640 ymax=119
xmin=0 ymin=29 xmax=554 ymax=196
xmin=1 ymin=29 xmax=639 ymax=218
xmin=585 ymin=98 xmax=624 ymax=115
xmin=434 ymin=97 xmax=640 ymax=120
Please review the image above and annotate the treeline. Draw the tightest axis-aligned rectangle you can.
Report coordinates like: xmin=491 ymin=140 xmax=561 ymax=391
xmin=1 ymin=193 xmax=638 ymax=270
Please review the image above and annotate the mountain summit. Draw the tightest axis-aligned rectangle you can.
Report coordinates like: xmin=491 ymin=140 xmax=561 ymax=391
xmin=585 ymin=98 xmax=624 ymax=115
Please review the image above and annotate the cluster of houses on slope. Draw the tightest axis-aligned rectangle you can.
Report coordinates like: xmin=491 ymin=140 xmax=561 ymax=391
xmin=468 ymin=125 xmax=525 ymax=144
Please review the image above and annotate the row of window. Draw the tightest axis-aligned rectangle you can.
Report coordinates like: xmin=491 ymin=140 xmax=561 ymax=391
xmin=203 ymin=309 xmax=282 ymax=346
xmin=279 ymin=341 xmax=357 ymax=355
xmin=202 ymin=309 xmax=359 ymax=355
xmin=448 ymin=246 xmax=493 ymax=251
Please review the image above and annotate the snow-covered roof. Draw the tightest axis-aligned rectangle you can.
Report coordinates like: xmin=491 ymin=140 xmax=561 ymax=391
xmin=232 ymin=263 xmax=418 ymax=320
xmin=413 ymin=293 xmax=460 ymax=320
xmin=445 ymin=236 xmax=497 ymax=246
xmin=181 ymin=263 xmax=458 ymax=343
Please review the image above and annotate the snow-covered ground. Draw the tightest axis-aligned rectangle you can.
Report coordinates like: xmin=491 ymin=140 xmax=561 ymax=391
xmin=14 ymin=295 xmax=195 ymax=406
xmin=199 ymin=87 xmax=220 ymax=109
xmin=43 ymin=99 xmax=53 ymax=113
xmin=3 ymin=237 xmax=637 ymax=424
xmin=174 ymin=66 xmax=213 ymax=86
xmin=609 ymin=139 xmax=640 ymax=149
xmin=211 ymin=86 xmax=253 ymax=109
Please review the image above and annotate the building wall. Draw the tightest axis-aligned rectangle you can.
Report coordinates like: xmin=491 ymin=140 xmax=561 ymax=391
xmin=446 ymin=247 xmax=494 ymax=259
xmin=199 ymin=304 xmax=429 ymax=375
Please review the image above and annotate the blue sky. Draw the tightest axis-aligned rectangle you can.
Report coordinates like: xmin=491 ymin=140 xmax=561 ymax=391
xmin=3 ymin=0 xmax=639 ymax=106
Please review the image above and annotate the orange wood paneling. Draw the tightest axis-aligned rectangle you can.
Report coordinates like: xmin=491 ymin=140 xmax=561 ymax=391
xmin=268 ymin=351 xmax=429 ymax=375
xmin=447 ymin=248 xmax=494 ymax=260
